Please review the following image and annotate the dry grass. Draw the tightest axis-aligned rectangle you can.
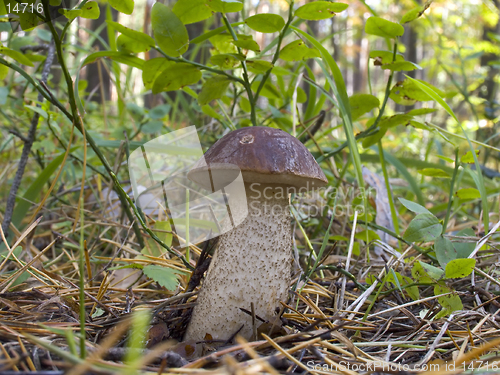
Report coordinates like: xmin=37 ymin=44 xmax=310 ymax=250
xmin=1 ymin=197 xmax=500 ymax=375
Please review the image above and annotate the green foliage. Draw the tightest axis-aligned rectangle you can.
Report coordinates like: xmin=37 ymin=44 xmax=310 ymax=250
xmin=198 ymin=76 xmax=231 ymax=105
xmin=349 ymin=94 xmax=380 ymax=121
xmin=280 ymin=40 xmax=319 ymax=62
xmin=151 ymin=2 xmax=189 ymax=57
xmin=172 ymin=0 xmax=214 ymax=24
xmin=152 ymin=62 xmax=202 ymax=93
xmin=245 ymin=14 xmax=285 ymax=33
xmin=108 ymin=0 xmax=134 ymax=15
xmin=294 ymin=1 xmax=348 ymax=21
xmin=398 ymin=198 xmax=431 ymax=215
xmin=445 ymin=258 xmax=476 ymax=279
xmin=142 ymin=265 xmax=185 ymax=291
xmin=403 ymin=213 xmax=442 ymax=242
xmin=365 ymin=16 xmax=404 ymax=39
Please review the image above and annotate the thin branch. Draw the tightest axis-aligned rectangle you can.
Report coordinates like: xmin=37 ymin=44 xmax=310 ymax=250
xmin=2 ymin=39 xmax=56 ymax=236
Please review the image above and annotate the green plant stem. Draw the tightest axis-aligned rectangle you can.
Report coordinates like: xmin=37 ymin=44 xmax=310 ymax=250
xmin=377 ymin=141 xmax=401 ymax=239
xmin=443 ymin=148 xmax=460 ymax=233
xmin=220 ymin=13 xmax=256 ymax=126
xmin=252 ymin=1 xmax=295 ymax=120
xmin=362 ymin=275 xmax=387 ymax=321
xmin=370 ymin=40 xmax=398 ymax=131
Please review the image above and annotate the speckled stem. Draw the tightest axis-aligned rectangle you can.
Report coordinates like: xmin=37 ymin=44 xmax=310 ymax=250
xmin=184 ymin=184 xmax=293 ymax=344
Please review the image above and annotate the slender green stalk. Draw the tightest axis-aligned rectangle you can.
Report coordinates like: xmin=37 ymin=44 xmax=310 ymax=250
xmin=377 ymin=141 xmax=400 ymax=240
xmin=220 ymin=13 xmax=257 ymax=126
xmin=443 ymin=148 xmax=460 ymax=233
xmin=370 ymin=40 xmax=398 ymax=131
xmin=252 ymin=1 xmax=295 ymax=118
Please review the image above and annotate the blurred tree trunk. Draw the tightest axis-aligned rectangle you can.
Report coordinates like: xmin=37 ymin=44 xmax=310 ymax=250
xmin=478 ymin=0 xmax=500 ymax=117
xmin=353 ymin=24 xmax=364 ymax=93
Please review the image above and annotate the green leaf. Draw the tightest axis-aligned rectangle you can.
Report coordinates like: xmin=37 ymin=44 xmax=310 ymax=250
xmin=107 ymin=21 xmax=155 ymax=48
xmin=148 ymin=104 xmax=171 ymax=119
xmin=417 ymin=168 xmax=451 ymax=178
xmin=401 ymin=7 xmax=422 ymax=24
xmin=435 ymin=235 xmax=457 ymax=268
xmin=445 ymin=258 xmax=476 ymax=279
xmin=0 ymin=64 xmax=7 ymax=80
xmin=141 ymin=121 xmax=164 ymax=134
xmin=288 ymin=86 xmax=307 ymax=103
xmin=207 ymin=0 xmax=243 ymax=13
xmin=143 ymin=58 xmax=169 ymax=89
xmin=11 ymin=152 xmax=69 ymax=229
xmin=295 ymin=1 xmax=348 ymax=20
xmin=434 ymin=283 xmax=463 ymax=312
xmin=453 ymin=228 xmax=476 ymax=259
xmin=0 ymin=46 xmax=34 ymax=67
xmin=349 ymin=94 xmax=380 ymax=121
xmin=412 ymin=261 xmax=443 ymax=283
xmin=455 ymin=188 xmax=481 ymax=200
xmin=251 ymin=79 xmax=280 ymax=99
xmin=383 ymin=61 xmax=422 ymax=72
xmin=379 ymin=114 xmax=413 ymax=130
xmin=108 ymin=0 xmax=134 ymax=15
xmin=398 ymin=198 xmax=431 ymax=214
xmin=82 ymin=51 xmax=144 ymax=70
xmin=361 ymin=128 xmax=387 ymax=148
xmin=19 ymin=11 xmax=38 ymax=30
xmin=402 ymin=275 xmax=419 ymax=300
xmin=401 ymin=2 xmax=431 ymax=24
xmin=198 ymin=76 xmax=231 ymax=105
xmin=201 ymin=104 xmax=223 ymax=120
xmin=117 ymin=34 xmax=150 ymax=53
xmin=142 ymin=265 xmax=184 ymax=290
xmin=354 ymin=229 xmax=380 ymax=243
xmin=210 ymin=53 xmax=243 ymax=68
xmin=369 ymin=50 xmax=405 ymax=64
xmin=151 ymin=2 xmax=189 ymax=57
xmin=173 ymin=0 xmax=213 ymax=24
xmin=403 ymin=213 xmax=442 ymax=242
xmin=25 ymin=105 xmax=48 ymax=119
xmin=240 ymin=96 xmax=251 ymax=112
xmin=152 ymin=62 xmax=202 ymax=93
xmin=405 ymin=108 xmax=436 ymax=116
xmin=390 ymin=79 xmax=443 ymax=106
xmin=365 ymin=16 xmax=404 ymax=38
xmin=79 ymin=1 xmax=100 ymax=19
xmin=210 ymin=34 xmax=238 ymax=54
xmin=280 ymin=40 xmax=319 ymax=62
xmin=142 ymin=220 xmax=173 ymax=255
xmin=245 ymin=14 xmax=285 ymax=33
xmin=59 ymin=8 xmax=83 ymax=19
xmin=460 ymin=150 xmax=479 ymax=164
xmin=246 ymin=60 xmax=273 ymax=73
xmin=232 ymin=39 xmax=260 ymax=52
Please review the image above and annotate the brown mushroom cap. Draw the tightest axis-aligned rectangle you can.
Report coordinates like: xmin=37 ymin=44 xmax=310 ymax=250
xmin=188 ymin=127 xmax=328 ymax=191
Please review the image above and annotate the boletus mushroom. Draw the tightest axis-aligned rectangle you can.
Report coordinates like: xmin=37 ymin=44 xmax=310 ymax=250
xmin=184 ymin=127 xmax=327 ymax=345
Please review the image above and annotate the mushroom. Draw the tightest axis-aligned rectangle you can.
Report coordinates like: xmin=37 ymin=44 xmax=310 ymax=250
xmin=184 ymin=127 xmax=327 ymax=344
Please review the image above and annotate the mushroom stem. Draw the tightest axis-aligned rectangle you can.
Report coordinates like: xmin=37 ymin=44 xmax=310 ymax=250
xmin=184 ymin=183 xmax=293 ymax=343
